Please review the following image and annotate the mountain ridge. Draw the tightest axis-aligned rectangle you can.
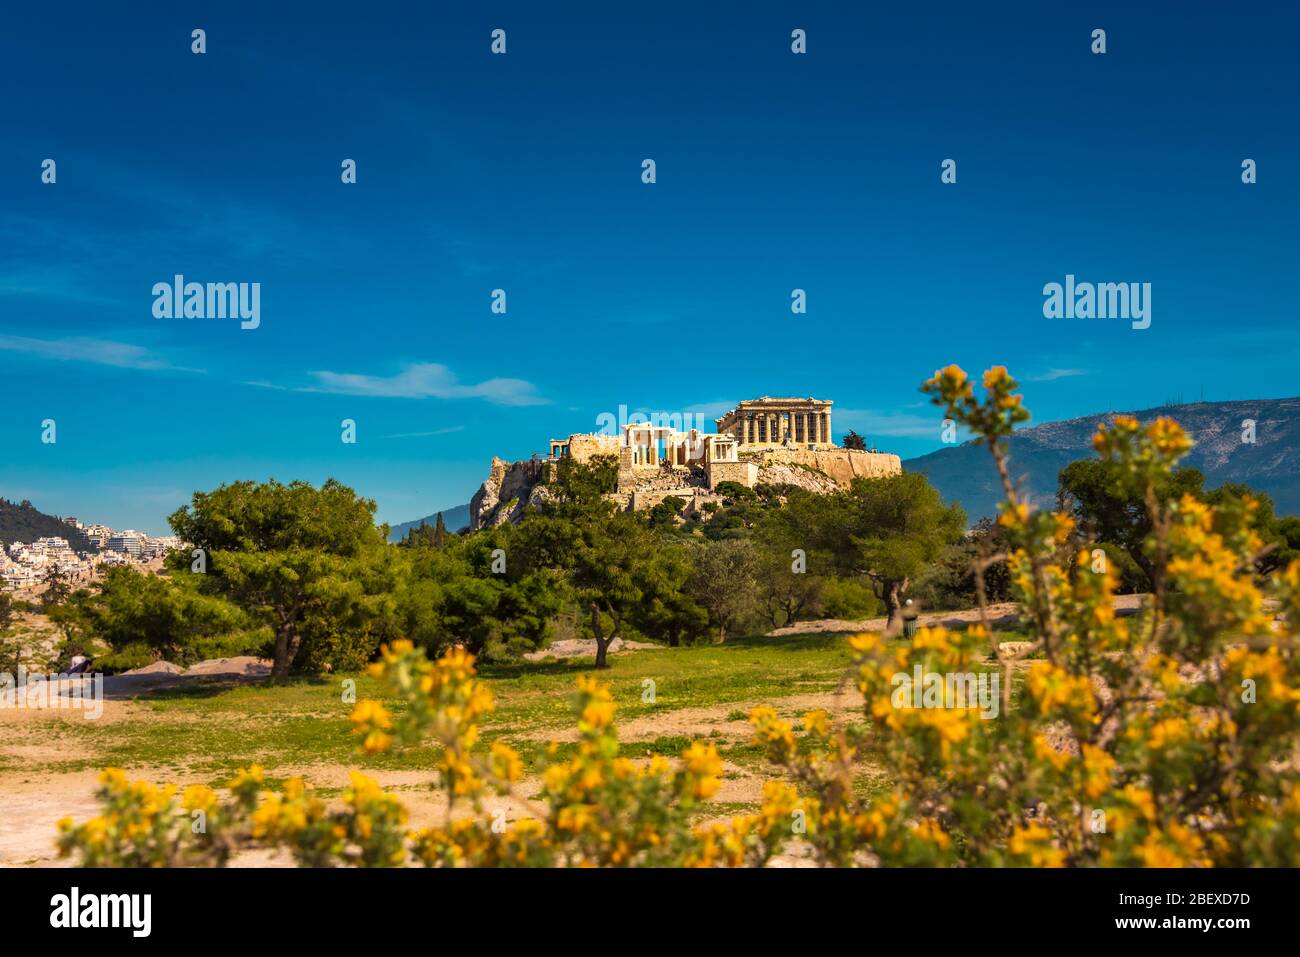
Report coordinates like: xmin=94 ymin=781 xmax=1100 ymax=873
xmin=387 ymin=504 xmax=472 ymax=542
xmin=904 ymin=396 xmax=1300 ymax=522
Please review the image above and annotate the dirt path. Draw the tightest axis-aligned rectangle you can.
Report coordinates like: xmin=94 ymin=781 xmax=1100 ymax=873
xmin=768 ymin=594 xmax=1147 ymax=636
xmin=0 ymin=765 xmax=551 ymax=867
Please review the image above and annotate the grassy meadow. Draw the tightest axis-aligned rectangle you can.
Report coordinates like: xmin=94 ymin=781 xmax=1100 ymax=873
xmin=2 ymin=630 xmax=913 ymax=862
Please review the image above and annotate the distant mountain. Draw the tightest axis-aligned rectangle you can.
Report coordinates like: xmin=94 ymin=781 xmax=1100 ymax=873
xmin=387 ymin=504 xmax=472 ymax=543
xmin=0 ymin=498 xmax=99 ymax=551
xmin=905 ymin=397 xmax=1300 ymax=522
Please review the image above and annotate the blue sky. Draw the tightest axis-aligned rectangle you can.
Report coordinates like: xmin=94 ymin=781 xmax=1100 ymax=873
xmin=2 ymin=1 xmax=1298 ymax=533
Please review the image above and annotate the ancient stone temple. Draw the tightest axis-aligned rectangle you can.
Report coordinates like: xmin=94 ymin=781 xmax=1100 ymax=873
xmin=715 ymin=397 xmax=833 ymax=448
xmin=468 ymin=394 xmax=901 ymax=530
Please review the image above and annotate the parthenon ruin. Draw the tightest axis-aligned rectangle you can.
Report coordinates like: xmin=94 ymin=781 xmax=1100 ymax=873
xmin=715 ymin=397 xmax=833 ymax=448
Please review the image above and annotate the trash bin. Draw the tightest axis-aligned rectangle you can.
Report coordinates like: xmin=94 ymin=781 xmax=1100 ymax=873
xmin=901 ymin=599 xmax=919 ymax=638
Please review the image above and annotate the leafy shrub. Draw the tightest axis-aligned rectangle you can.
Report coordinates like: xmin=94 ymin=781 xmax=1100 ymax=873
xmin=818 ymin=577 xmax=880 ymax=620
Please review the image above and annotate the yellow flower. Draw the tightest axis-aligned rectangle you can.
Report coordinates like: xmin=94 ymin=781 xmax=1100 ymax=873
xmin=1033 ymin=734 xmax=1069 ymax=773
xmin=349 ymin=699 xmax=392 ymax=730
xmin=802 ymin=710 xmax=830 ymax=736
xmin=1080 ymin=744 xmax=1115 ymax=800
xmin=682 ymin=741 xmax=722 ymax=799
xmin=489 ymin=741 xmax=523 ymax=783
xmin=228 ymin=764 xmax=265 ymax=790
xmin=1008 ymin=822 xmax=1064 ymax=867
xmin=911 ymin=817 xmax=951 ymax=850
xmin=181 ymin=784 xmax=219 ymax=814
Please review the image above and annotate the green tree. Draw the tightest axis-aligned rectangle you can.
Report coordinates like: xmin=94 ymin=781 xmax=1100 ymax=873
xmin=42 ymin=565 xmax=71 ymax=609
xmin=168 ymin=479 xmax=395 ymax=677
xmin=842 ymin=430 xmax=867 ymax=451
xmin=0 ymin=590 xmax=26 ymax=675
xmin=1202 ymin=483 xmax=1299 ymax=575
xmin=809 ymin=473 xmax=966 ymax=630
xmin=816 ymin=576 xmax=880 ymax=619
xmin=396 ymin=529 xmax=565 ymax=660
xmin=701 ymin=484 xmax=767 ymax=542
xmin=551 ymin=454 xmax=618 ymax=514
xmin=647 ymin=496 xmax=687 ymax=530
xmin=74 ymin=566 xmax=255 ymax=667
xmin=572 ymin=511 xmax=664 ymax=667
xmin=1059 ymin=458 xmax=1205 ymax=588
xmin=910 ymin=516 xmax=1014 ymax=610
xmin=401 ymin=514 xmax=451 ymax=550
xmin=751 ymin=496 xmax=824 ymax=627
xmin=684 ymin=538 xmax=759 ymax=642
xmin=635 ymin=541 xmax=709 ymax=647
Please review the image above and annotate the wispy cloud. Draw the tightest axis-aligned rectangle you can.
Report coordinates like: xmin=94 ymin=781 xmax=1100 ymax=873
xmin=304 ymin=362 xmax=547 ymax=406
xmin=0 ymin=334 xmax=201 ymax=373
xmin=1026 ymin=367 xmax=1089 ymax=382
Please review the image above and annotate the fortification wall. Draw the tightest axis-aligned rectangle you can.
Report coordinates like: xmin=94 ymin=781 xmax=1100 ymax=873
xmin=567 ymin=433 xmax=621 ymax=464
xmin=747 ymin=448 xmax=901 ymax=488
xmin=627 ymin=488 xmax=722 ymax=513
xmin=707 ymin=461 xmax=759 ymax=489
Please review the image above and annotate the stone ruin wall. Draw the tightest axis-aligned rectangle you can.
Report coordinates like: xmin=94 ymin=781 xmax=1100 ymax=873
xmin=628 ymin=488 xmax=724 ymax=514
xmin=567 ymin=433 xmax=621 ymax=463
xmin=747 ymin=447 xmax=901 ymax=488
xmin=705 ymin=460 xmax=759 ymax=489
xmin=469 ymin=440 xmax=902 ymax=529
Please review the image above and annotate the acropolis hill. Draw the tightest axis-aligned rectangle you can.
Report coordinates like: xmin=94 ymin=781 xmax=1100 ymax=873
xmin=469 ymin=396 xmax=902 ymax=530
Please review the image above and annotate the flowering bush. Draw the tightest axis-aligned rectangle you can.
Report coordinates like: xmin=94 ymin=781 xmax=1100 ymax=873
xmin=56 ymin=366 xmax=1300 ymax=867
xmin=58 ymin=642 xmax=723 ymax=868
xmin=695 ymin=367 xmax=1299 ymax=866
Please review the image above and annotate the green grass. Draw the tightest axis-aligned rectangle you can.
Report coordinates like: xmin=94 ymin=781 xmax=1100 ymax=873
xmin=17 ymin=632 xmax=865 ymax=783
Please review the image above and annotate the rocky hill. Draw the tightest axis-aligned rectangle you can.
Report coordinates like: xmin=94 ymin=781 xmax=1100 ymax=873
xmin=905 ymin=397 xmax=1300 ymax=521
xmin=0 ymin=498 xmax=98 ymax=551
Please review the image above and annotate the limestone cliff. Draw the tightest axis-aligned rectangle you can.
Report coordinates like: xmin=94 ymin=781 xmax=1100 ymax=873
xmin=469 ymin=457 xmax=547 ymax=530
xmin=468 ymin=446 xmax=902 ymax=529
